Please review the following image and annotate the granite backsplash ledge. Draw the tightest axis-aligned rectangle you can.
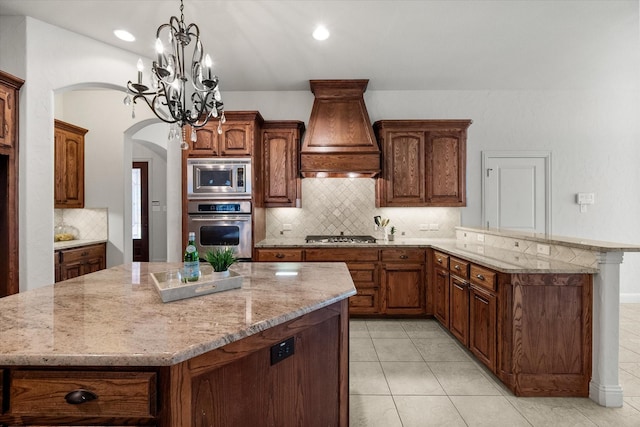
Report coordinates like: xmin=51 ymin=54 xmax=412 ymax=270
xmin=265 ymin=178 xmax=460 ymax=239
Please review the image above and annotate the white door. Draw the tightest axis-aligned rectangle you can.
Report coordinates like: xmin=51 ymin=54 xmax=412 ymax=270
xmin=482 ymin=151 xmax=551 ymax=234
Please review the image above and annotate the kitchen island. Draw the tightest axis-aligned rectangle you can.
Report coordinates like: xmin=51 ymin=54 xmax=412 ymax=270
xmin=0 ymin=262 xmax=356 ymax=426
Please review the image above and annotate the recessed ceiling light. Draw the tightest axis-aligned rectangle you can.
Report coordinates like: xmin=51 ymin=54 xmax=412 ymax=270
xmin=114 ymin=29 xmax=135 ymax=42
xmin=312 ymin=25 xmax=330 ymax=41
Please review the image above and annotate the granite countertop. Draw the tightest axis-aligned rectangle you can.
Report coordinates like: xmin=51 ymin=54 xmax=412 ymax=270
xmin=0 ymin=262 xmax=356 ymax=367
xmin=255 ymin=237 xmax=597 ymax=274
xmin=54 ymin=238 xmax=108 ymax=250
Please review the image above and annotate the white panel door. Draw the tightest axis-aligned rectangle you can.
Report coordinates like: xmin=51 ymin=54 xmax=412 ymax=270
xmin=482 ymin=152 xmax=551 ymax=234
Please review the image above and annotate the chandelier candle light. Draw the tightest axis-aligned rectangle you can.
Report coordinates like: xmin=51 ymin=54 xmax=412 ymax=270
xmin=125 ymin=0 xmax=225 ymax=149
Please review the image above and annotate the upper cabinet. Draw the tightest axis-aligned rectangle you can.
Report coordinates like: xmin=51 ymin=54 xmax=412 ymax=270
xmin=186 ymin=111 xmax=264 ymax=158
xmin=54 ymin=119 xmax=88 ymax=209
xmin=374 ymin=120 xmax=471 ymax=207
xmin=0 ymin=71 xmax=23 ymax=150
xmin=261 ymin=121 xmax=305 ymax=207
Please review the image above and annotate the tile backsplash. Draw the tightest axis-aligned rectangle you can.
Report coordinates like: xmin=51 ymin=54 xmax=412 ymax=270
xmin=266 ymin=178 xmax=460 ymax=239
xmin=55 ymin=208 xmax=108 ymax=240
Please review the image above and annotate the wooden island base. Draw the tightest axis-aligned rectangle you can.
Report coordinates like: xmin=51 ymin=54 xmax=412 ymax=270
xmin=1 ymin=300 xmax=350 ymax=426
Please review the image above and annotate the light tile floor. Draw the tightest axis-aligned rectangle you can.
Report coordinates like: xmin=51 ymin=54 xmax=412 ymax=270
xmin=349 ymin=303 xmax=640 ymax=426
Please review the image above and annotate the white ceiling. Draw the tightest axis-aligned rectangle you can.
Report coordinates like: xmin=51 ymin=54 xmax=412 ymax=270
xmin=0 ymin=0 xmax=638 ymax=91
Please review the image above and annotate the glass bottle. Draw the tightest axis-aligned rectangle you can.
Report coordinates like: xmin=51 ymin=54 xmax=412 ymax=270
xmin=183 ymin=231 xmax=200 ymax=282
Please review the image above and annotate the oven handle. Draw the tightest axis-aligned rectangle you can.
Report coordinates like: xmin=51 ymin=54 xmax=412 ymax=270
xmin=188 ymin=215 xmax=251 ymax=222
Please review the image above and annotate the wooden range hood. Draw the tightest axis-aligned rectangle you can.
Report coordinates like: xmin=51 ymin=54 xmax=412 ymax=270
xmin=300 ymin=79 xmax=381 ymax=178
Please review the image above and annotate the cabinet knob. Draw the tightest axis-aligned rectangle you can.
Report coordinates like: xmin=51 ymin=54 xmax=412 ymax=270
xmin=275 ymin=253 xmax=285 ymax=259
xmin=64 ymin=389 xmax=98 ymax=404
xmin=476 ymin=274 xmax=485 ymax=280
xmin=437 ymin=257 xmax=442 ymax=263
xmin=400 ymin=255 xmax=408 ymax=259
xmin=454 ymin=265 xmax=460 ymax=270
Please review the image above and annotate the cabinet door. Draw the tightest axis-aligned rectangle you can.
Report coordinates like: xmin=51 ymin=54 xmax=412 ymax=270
xmin=54 ymin=121 xmax=86 ymax=209
xmin=190 ymin=124 xmax=219 ymax=156
xmin=449 ymin=275 xmax=469 ymax=346
xmin=263 ymin=128 xmax=298 ymax=207
xmin=383 ymin=263 xmax=425 ymax=315
xmin=379 ymin=131 xmax=425 ymax=206
xmin=0 ymin=82 xmax=15 ymax=148
xmin=426 ymin=129 xmax=466 ymax=206
xmin=433 ymin=267 xmax=450 ymax=328
xmin=61 ymin=261 xmax=83 ymax=280
xmin=469 ymin=285 xmax=497 ymax=372
xmin=219 ymin=122 xmax=252 ymax=156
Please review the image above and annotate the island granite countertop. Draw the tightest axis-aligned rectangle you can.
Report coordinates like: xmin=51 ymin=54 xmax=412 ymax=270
xmin=0 ymin=261 xmax=356 ymax=367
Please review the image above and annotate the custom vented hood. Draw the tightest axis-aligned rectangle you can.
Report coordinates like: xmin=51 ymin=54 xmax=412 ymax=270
xmin=300 ymin=79 xmax=381 ymax=178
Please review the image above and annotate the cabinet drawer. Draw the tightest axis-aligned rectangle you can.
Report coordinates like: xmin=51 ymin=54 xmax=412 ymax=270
xmin=256 ymin=249 xmax=303 ymax=262
xmin=9 ymin=370 xmax=157 ymax=418
xmin=381 ymin=249 xmax=424 ymax=263
xmin=305 ymin=248 xmax=379 ymax=262
xmin=347 ymin=263 xmax=378 ymax=287
xmin=349 ymin=287 xmax=380 ymax=314
xmin=60 ymin=243 xmax=105 ymax=263
xmin=432 ymin=251 xmax=449 ymax=268
xmin=470 ymin=264 xmax=497 ymax=292
xmin=449 ymin=257 xmax=469 ymax=279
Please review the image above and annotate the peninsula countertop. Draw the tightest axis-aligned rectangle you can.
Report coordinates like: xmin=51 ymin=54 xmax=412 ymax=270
xmin=255 ymin=237 xmax=599 ymax=274
xmin=0 ymin=262 xmax=356 ymax=367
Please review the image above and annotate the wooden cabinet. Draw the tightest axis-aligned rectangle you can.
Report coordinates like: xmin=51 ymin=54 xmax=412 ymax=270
xmin=432 ymin=251 xmax=450 ymax=327
xmin=261 ymin=121 xmax=304 ymax=207
xmin=0 ymin=71 xmax=23 ymax=298
xmin=374 ymin=120 xmax=471 ymax=207
xmin=55 ymin=242 xmax=106 ymax=282
xmin=54 ymin=120 xmax=88 ymax=208
xmin=449 ymin=256 xmax=470 ymax=346
xmin=0 ymin=71 xmax=22 ymax=149
xmin=187 ymin=111 xmax=263 ymax=157
xmin=430 ymin=248 xmax=592 ymax=397
xmin=381 ymin=249 xmax=425 ymax=315
xmin=306 ymin=248 xmax=381 ymax=315
xmin=254 ymin=248 xmax=303 ymax=262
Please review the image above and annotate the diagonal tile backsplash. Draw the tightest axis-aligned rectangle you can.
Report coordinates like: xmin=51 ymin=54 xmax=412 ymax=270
xmin=266 ymin=178 xmax=460 ymax=239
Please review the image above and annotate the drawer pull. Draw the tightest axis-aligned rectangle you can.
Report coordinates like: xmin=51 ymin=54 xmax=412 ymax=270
xmin=81 ymin=251 xmax=89 ymax=257
xmin=437 ymin=257 xmax=442 ymax=263
xmin=454 ymin=265 xmax=460 ymax=270
xmin=400 ymin=255 xmax=408 ymax=259
xmin=275 ymin=253 xmax=285 ymax=259
xmin=64 ymin=389 xmax=98 ymax=404
xmin=476 ymin=274 xmax=485 ymax=281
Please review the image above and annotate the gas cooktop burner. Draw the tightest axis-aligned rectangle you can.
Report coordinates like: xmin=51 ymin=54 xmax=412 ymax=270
xmin=305 ymin=235 xmax=377 ymax=244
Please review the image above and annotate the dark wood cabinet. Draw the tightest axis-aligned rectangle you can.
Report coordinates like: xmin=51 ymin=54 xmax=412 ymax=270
xmin=254 ymin=248 xmax=303 ymax=262
xmin=469 ymin=284 xmax=497 ymax=371
xmin=432 ymin=251 xmax=450 ymax=327
xmin=55 ymin=242 xmax=106 ymax=282
xmin=374 ymin=120 xmax=471 ymax=207
xmin=54 ymin=120 xmax=87 ymax=209
xmin=381 ymin=249 xmax=425 ymax=315
xmin=449 ymin=256 xmax=470 ymax=346
xmin=0 ymin=70 xmax=23 ymax=298
xmin=261 ymin=121 xmax=304 ymax=207
xmin=186 ymin=111 xmax=263 ymax=157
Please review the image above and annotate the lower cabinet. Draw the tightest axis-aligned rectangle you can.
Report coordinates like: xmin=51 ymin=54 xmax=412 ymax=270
xmin=381 ymin=249 xmax=425 ymax=315
xmin=55 ymin=242 xmax=106 ymax=282
xmin=433 ymin=267 xmax=449 ymax=327
xmin=256 ymin=247 xmax=428 ymax=316
xmin=469 ymin=285 xmax=497 ymax=371
xmin=449 ymin=275 xmax=470 ymax=346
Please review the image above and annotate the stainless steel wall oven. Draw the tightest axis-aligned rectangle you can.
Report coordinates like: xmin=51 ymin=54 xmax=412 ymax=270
xmin=186 ymin=200 xmax=252 ymax=260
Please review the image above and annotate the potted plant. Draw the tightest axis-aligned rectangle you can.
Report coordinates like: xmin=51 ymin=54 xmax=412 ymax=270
xmin=389 ymin=226 xmax=396 ymax=241
xmin=205 ymin=247 xmax=237 ymax=278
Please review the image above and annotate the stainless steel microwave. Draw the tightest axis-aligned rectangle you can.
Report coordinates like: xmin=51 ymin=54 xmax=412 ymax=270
xmin=187 ymin=158 xmax=252 ymax=199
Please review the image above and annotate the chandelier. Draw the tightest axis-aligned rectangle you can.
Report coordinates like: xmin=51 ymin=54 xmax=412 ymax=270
xmin=125 ymin=0 xmax=224 ymax=149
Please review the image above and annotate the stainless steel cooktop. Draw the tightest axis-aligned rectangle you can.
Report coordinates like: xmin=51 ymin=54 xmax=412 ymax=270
xmin=305 ymin=235 xmax=377 ymax=244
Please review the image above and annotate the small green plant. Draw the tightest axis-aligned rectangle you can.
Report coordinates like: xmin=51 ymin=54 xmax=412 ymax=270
xmin=390 ymin=226 xmax=396 ymax=235
xmin=205 ymin=247 xmax=237 ymax=272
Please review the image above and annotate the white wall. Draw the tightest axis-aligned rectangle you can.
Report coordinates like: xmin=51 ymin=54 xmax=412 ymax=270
xmin=2 ymin=16 xmax=639 ymax=298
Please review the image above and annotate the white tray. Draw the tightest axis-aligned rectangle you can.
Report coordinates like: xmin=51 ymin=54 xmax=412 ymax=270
xmin=150 ymin=267 xmax=243 ymax=303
